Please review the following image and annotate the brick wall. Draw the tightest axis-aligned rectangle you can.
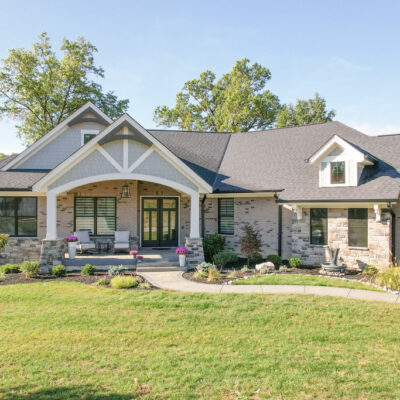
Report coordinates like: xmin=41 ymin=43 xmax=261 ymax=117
xmin=291 ymin=208 xmax=392 ymax=269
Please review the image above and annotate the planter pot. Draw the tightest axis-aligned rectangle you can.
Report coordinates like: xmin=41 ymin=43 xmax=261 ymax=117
xmin=179 ymin=254 xmax=186 ymax=268
xmin=68 ymin=242 xmax=77 ymax=260
xmin=132 ymin=255 xmax=137 ymax=267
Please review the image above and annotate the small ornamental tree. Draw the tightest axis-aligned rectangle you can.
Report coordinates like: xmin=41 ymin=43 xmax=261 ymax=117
xmin=240 ymin=224 xmax=262 ymax=266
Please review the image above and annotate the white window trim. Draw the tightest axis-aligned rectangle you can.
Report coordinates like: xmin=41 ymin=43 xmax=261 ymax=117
xmin=81 ymin=129 xmax=100 ymax=146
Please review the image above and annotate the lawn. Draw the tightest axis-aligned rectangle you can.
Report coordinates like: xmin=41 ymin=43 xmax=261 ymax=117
xmin=1 ymin=282 xmax=400 ymax=399
xmin=232 ymin=273 xmax=382 ymax=291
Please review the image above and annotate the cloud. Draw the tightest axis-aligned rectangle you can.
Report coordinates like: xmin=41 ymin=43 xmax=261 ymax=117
xmin=330 ymin=57 xmax=369 ymax=71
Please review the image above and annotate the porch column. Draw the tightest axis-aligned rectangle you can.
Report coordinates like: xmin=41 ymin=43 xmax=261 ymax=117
xmin=46 ymin=192 xmax=58 ymax=240
xmin=190 ymin=192 xmax=200 ymax=238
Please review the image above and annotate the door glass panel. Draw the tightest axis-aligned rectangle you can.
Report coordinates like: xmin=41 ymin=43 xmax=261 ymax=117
xmin=143 ymin=211 xmax=150 ymax=241
xmin=162 ymin=211 xmax=169 ymax=240
xmin=151 ymin=211 xmax=158 ymax=240
xmin=162 ymin=199 xmax=176 ymax=209
xmin=170 ymin=211 xmax=176 ymax=241
xmin=144 ymin=199 xmax=157 ymax=209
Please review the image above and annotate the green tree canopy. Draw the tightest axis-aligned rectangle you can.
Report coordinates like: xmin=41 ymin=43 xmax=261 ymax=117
xmin=276 ymin=93 xmax=335 ymax=128
xmin=154 ymin=59 xmax=281 ymax=132
xmin=0 ymin=153 xmax=8 ymax=159
xmin=0 ymin=33 xmax=129 ymax=145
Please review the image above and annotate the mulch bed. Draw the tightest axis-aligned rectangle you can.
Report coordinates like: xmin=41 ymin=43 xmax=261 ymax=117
xmin=184 ymin=267 xmax=377 ymax=285
xmin=0 ymin=271 xmax=157 ymax=289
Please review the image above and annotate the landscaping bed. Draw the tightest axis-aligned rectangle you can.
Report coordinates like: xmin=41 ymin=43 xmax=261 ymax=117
xmin=0 ymin=270 xmax=155 ymax=289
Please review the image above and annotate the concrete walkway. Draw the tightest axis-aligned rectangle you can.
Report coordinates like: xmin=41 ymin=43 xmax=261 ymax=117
xmin=138 ymin=270 xmax=400 ymax=304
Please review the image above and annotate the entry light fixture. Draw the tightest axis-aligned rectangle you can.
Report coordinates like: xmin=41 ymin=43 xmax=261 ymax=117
xmin=120 ymin=183 xmax=131 ymax=199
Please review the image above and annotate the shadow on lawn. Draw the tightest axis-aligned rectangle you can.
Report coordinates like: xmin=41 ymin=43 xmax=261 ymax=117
xmin=0 ymin=385 xmax=138 ymax=400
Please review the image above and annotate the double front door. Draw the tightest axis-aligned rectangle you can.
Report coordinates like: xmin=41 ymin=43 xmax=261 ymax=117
xmin=141 ymin=197 xmax=178 ymax=247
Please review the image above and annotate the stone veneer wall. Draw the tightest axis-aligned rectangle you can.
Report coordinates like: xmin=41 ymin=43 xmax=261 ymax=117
xmin=291 ymin=208 xmax=392 ymax=270
xmin=203 ymin=197 xmax=292 ymax=259
xmin=0 ymin=238 xmax=42 ymax=265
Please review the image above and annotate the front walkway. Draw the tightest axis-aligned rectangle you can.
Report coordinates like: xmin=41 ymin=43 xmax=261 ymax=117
xmin=139 ymin=271 xmax=400 ymax=304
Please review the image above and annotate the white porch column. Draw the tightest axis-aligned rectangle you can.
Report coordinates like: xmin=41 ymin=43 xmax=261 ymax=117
xmin=46 ymin=192 xmax=58 ymax=240
xmin=190 ymin=192 xmax=200 ymax=238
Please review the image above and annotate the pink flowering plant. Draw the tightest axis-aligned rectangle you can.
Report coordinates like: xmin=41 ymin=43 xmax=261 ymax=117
xmin=129 ymin=250 xmax=138 ymax=255
xmin=65 ymin=235 xmax=78 ymax=242
xmin=176 ymin=246 xmax=189 ymax=255
xmin=137 ymin=255 xmax=143 ymax=260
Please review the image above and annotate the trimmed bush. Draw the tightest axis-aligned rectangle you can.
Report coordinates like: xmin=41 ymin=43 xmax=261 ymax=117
xmin=108 ymin=265 xmax=126 ymax=277
xmin=0 ymin=264 xmax=20 ymax=274
xmin=196 ymin=262 xmax=213 ymax=273
xmin=110 ymin=275 xmax=138 ymax=289
xmin=193 ymin=270 xmax=208 ymax=279
xmin=81 ymin=264 xmax=96 ymax=276
xmin=213 ymin=251 xmax=238 ymax=271
xmin=20 ymin=261 xmax=40 ymax=278
xmin=250 ymin=252 xmax=263 ymax=265
xmin=364 ymin=265 xmax=379 ymax=277
xmin=203 ymin=234 xmax=225 ymax=260
xmin=52 ymin=265 xmax=66 ymax=277
xmin=289 ymin=257 xmax=303 ymax=269
xmin=207 ymin=267 xmax=221 ymax=282
xmin=266 ymin=254 xmax=282 ymax=268
xmin=376 ymin=267 xmax=400 ymax=291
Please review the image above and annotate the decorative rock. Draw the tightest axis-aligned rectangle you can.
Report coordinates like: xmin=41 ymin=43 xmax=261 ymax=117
xmin=256 ymin=261 xmax=275 ymax=272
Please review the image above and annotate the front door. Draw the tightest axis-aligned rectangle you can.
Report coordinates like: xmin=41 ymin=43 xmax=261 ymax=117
xmin=142 ymin=197 xmax=178 ymax=247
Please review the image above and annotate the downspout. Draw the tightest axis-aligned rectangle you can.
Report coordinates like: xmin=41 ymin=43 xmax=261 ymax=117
xmin=387 ymin=203 xmax=396 ymax=263
xmin=274 ymin=192 xmax=282 ymax=257
xmin=201 ymin=194 xmax=207 ymax=238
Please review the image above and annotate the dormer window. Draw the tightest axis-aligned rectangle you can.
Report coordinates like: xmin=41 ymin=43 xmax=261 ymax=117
xmin=330 ymin=161 xmax=345 ymax=184
xmin=81 ymin=129 xmax=100 ymax=145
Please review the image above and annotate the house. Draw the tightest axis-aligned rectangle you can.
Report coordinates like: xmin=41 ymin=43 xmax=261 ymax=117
xmin=0 ymin=102 xmax=399 ymax=271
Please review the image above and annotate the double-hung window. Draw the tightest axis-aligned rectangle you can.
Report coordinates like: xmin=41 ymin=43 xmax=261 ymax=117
xmin=75 ymin=197 xmax=116 ymax=235
xmin=348 ymin=208 xmax=368 ymax=247
xmin=310 ymin=208 xmax=328 ymax=245
xmin=330 ymin=161 xmax=345 ymax=184
xmin=0 ymin=197 xmax=37 ymax=237
xmin=218 ymin=198 xmax=234 ymax=235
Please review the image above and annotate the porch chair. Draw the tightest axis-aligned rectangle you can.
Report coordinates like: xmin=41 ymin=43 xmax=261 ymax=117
xmin=74 ymin=231 xmax=96 ymax=254
xmin=114 ymin=231 xmax=130 ymax=253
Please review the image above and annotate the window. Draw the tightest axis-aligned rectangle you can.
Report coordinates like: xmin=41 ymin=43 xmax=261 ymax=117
xmin=0 ymin=197 xmax=37 ymax=237
xmin=310 ymin=208 xmax=328 ymax=245
xmin=83 ymin=133 xmax=96 ymax=144
xmin=218 ymin=198 xmax=234 ymax=235
xmin=75 ymin=197 xmax=116 ymax=235
xmin=348 ymin=208 xmax=368 ymax=247
xmin=330 ymin=161 xmax=345 ymax=184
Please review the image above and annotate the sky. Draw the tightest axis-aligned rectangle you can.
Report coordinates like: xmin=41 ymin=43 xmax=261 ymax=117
xmin=0 ymin=0 xmax=400 ymax=153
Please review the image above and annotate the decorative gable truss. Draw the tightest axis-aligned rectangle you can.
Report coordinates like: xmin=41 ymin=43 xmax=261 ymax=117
xmin=307 ymin=135 xmax=375 ymax=188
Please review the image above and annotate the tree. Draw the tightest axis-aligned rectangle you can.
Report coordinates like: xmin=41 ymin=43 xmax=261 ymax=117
xmin=276 ymin=93 xmax=335 ymax=128
xmin=154 ymin=58 xmax=281 ymax=132
xmin=240 ymin=224 xmax=262 ymax=266
xmin=0 ymin=153 xmax=8 ymax=159
xmin=0 ymin=33 xmax=129 ymax=145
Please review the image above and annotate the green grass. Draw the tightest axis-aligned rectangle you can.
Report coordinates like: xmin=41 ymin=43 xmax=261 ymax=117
xmin=233 ymin=273 xmax=383 ymax=291
xmin=1 ymin=282 xmax=400 ymax=399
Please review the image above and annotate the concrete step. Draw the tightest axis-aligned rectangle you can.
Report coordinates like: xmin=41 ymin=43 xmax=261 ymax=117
xmin=136 ymin=266 xmax=182 ymax=272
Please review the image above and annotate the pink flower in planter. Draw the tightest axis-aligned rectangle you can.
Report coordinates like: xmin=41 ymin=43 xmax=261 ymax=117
xmin=137 ymin=255 xmax=143 ymax=260
xmin=66 ymin=235 xmax=78 ymax=242
xmin=175 ymin=246 xmax=189 ymax=255
xmin=129 ymin=250 xmax=138 ymax=255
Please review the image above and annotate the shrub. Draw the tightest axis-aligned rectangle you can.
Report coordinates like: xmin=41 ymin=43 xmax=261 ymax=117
xmin=52 ymin=265 xmax=66 ymax=277
xmin=81 ymin=264 xmax=96 ymax=276
xmin=259 ymin=267 xmax=268 ymax=275
xmin=196 ymin=262 xmax=213 ymax=273
xmin=138 ymin=281 xmax=151 ymax=289
xmin=0 ymin=234 xmax=9 ymax=249
xmin=250 ymin=252 xmax=263 ymax=265
xmin=241 ymin=265 xmax=250 ymax=272
xmin=0 ymin=272 xmax=4 ymax=282
xmin=266 ymin=254 xmax=282 ymax=268
xmin=110 ymin=275 xmax=138 ymax=289
xmin=0 ymin=264 xmax=20 ymax=274
xmin=364 ymin=265 xmax=379 ymax=277
xmin=108 ymin=265 xmax=126 ymax=277
xmin=376 ymin=267 xmax=400 ymax=291
xmin=289 ymin=257 xmax=303 ymax=269
xmin=20 ymin=261 xmax=40 ymax=278
xmin=227 ymin=270 xmax=239 ymax=279
xmin=203 ymin=234 xmax=225 ymax=260
xmin=94 ymin=278 xmax=108 ymax=286
xmin=193 ymin=270 xmax=208 ymax=279
xmin=240 ymin=224 xmax=262 ymax=266
xmin=213 ymin=251 xmax=238 ymax=271
xmin=279 ymin=265 xmax=288 ymax=273
xmin=207 ymin=267 xmax=221 ymax=282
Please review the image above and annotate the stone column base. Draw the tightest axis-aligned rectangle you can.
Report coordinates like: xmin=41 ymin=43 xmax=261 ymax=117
xmin=184 ymin=237 xmax=205 ymax=271
xmin=39 ymin=239 xmax=66 ymax=273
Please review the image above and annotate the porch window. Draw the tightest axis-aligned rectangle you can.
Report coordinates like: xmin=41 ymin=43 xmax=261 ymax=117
xmin=0 ymin=197 xmax=37 ymax=237
xmin=218 ymin=198 xmax=234 ymax=235
xmin=310 ymin=208 xmax=328 ymax=245
xmin=348 ymin=208 xmax=368 ymax=247
xmin=75 ymin=197 xmax=116 ymax=236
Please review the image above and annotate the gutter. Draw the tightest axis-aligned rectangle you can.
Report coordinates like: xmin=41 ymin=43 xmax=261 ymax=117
xmin=387 ymin=202 xmax=396 ymax=263
xmin=277 ymin=198 xmax=399 ymax=204
xmin=201 ymin=194 xmax=207 ymax=238
xmin=0 ymin=188 xmax=32 ymax=191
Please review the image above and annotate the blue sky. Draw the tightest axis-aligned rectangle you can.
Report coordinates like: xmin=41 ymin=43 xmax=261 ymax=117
xmin=0 ymin=0 xmax=399 ymax=153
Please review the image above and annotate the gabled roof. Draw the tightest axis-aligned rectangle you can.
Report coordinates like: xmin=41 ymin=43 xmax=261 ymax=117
xmin=1 ymin=102 xmax=112 ymax=171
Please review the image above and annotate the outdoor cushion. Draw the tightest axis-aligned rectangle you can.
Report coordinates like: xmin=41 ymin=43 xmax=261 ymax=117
xmin=115 ymin=231 xmax=130 ymax=243
xmin=114 ymin=242 xmax=130 ymax=249
xmin=74 ymin=231 xmax=93 ymax=244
